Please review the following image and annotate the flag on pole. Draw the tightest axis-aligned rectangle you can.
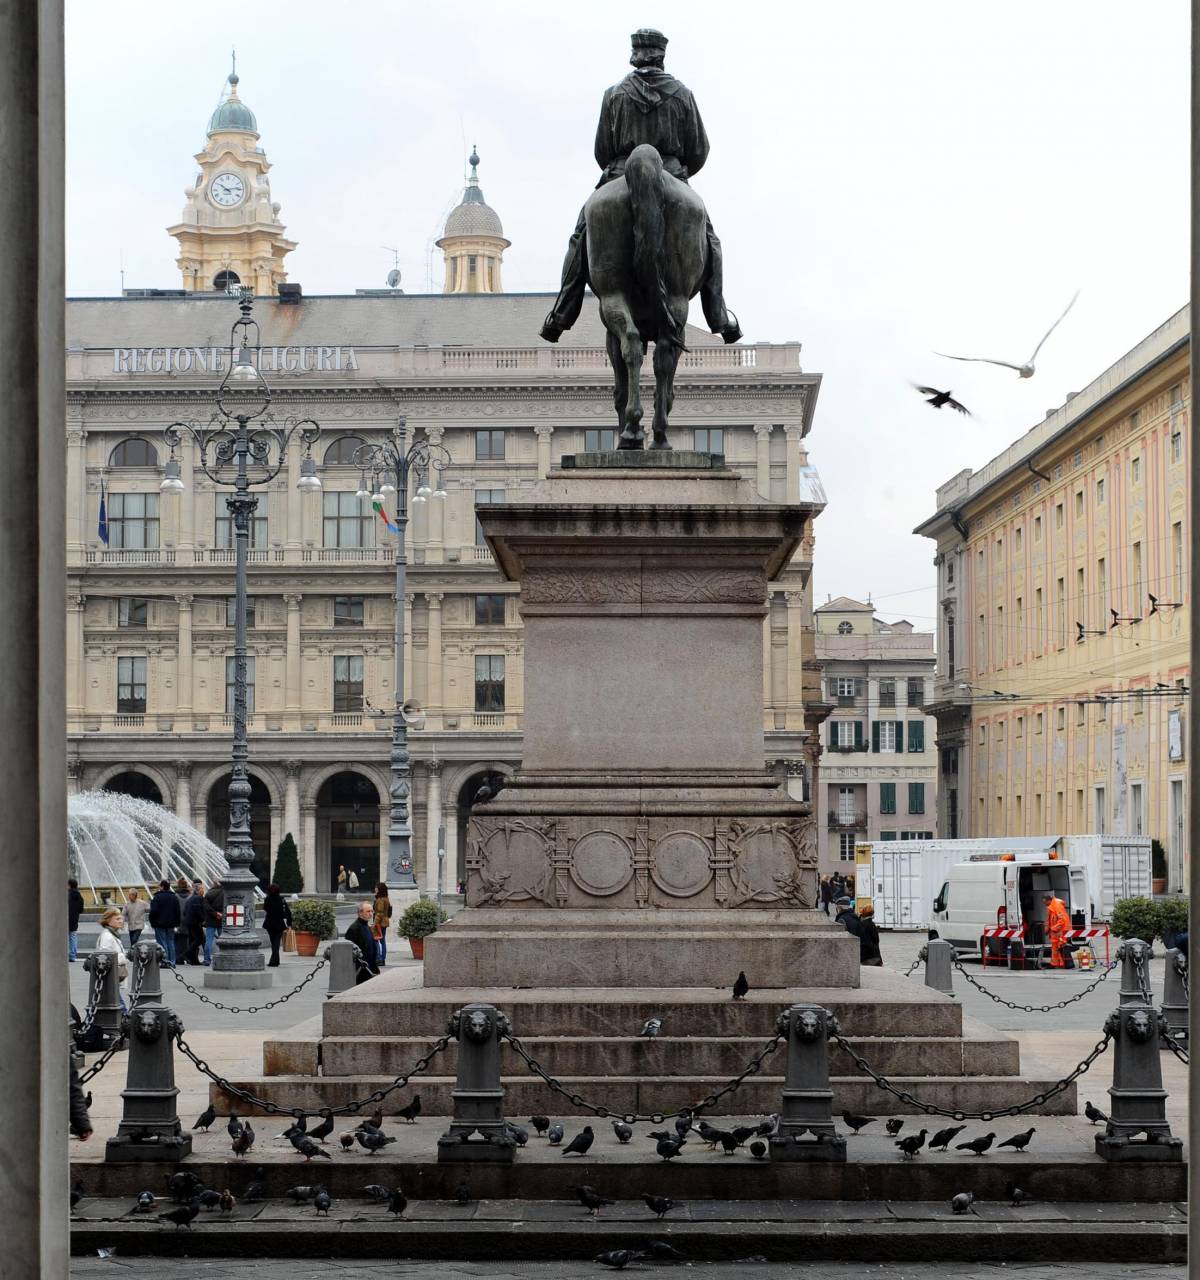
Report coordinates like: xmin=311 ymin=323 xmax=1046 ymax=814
xmin=97 ymin=478 xmax=110 ymax=545
xmin=372 ymin=499 xmax=399 ymax=535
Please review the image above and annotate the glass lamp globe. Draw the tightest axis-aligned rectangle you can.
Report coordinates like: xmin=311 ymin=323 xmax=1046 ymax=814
xmin=379 ymin=480 xmax=396 ymax=496
xmin=159 ymin=459 xmax=185 ymax=494
xmin=355 ymin=476 xmax=371 ymax=500
xmin=230 ymin=347 xmax=259 ymax=382
xmin=297 ymin=457 xmax=322 ymax=491
xmin=433 ymin=486 xmax=448 ymax=501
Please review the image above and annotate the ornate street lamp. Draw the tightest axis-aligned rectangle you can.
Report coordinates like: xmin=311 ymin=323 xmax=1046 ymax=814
xmin=350 ymin=418 xmax=450 ymax=893
xmin=161 ymin=291 xmax=321 ymax=986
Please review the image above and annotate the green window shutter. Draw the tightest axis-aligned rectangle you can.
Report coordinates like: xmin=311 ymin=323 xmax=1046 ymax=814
xmin=894 ymin=720 xmax=905 ymax=753
xmin=908 ymin=720 xmax=925 ymax=752
xmin=908 ymin=782 xmax=925 ymax=814
xmin=871 ymin=721 xmax=880 ymax=753
xmin=854 ymin=720 xmax=863 ymax=749
xmin=880 ymin=782 xmax=896 ymax=814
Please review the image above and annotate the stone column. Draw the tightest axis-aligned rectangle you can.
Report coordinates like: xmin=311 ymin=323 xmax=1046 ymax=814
xmin=176 ymin=434 xmax=196 ymax=553
xmin=785 ymin=591 xmax=805 ymax=727
xmin=426 ymin=761 xmax=443 ymax=895
xmin=66 ymin=758 xmax=85 ymax=797
xmin=174 ymin=761 xmax=192 ymax=827
xmin=444 ymin=806 xmax=460 ymax=892
xmin=534 ymin=424 xmax=554 ymax=478
xmin=754 ymin=424 xmax=772 ymax=498
xmin=285 ymin=594 xmax=302 ymax=716
xmin=1 ymin=5 xmax=68 ymax=1270
xmin=785 ymin=426 xmax=804 ymax=503
xmin=762 ymin=590 xmax=774 ymax=712
xmin=66 ymin=424 xmax=87 ymax=553
xmin=427 ymin=593 xmax=444 ymax=716
xmin=175 ymin=594 xmax=193 ymax=717
xmin=300 ymin=802 xmax=318 ymax=892
xmin=284 ymin=760 xmax=302 ymax=849
xmin=67 ymin=594 xmax=85 ymax=718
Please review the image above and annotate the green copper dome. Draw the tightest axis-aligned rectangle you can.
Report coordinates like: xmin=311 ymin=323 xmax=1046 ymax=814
xmin=207 ymin=73 xmax=257 ymax=135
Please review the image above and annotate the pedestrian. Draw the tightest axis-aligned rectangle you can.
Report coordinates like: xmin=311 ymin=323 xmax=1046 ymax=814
xmin=68 ymin=878 xmax=85 ymax=963
xmin=94 ymin=907 xmax=130 ymax=1009
xmin=834 ymin=896 xmax=861 ymax=939
xmin=372 ymin=882 xmax=393 ymax=966
xmin=148 ymin=878 xmax=181 ymax=965
xmin=69 ymin=1056 xmax=92 ymax=1141
xmin=348 ymin=867 xmax=360 ymax=891
xmin=858 ymin=903 xmax=883 ymax=966
xmin=819 ymin=875 xmax=833 ymax=917
xmin=262 ymin=883 xmax=292 ymax=967
xmin=173 ymin=877 xmax=191 ymax=964
xmin=182 ymin=880 xmax=206 ymax=965
xmin=336 ymin=864 xmax=347 ymax=895
xmin=122 ymin=888 xmax=148 ymax=949
xmin=831 ymin=872 xmax=845 ymax=900
xmin=345 ymin=900 xmax=380 ymax=984
xmin=1043 ymin=890 xmax=1073 ymax=969
xmin=203 ymin=876 xmax=225 ymax=965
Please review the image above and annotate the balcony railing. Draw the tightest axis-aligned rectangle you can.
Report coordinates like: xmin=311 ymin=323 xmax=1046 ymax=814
xmin=827 ymin=811 xmax=868 ymax=831
xmin=302 ymin=547 xmax=393 ymax=563
xmin=826 ymin=742 xmax=866 ymax=754
xmin=472 ymin=712 xmax=515 ymax=729
xmin=84 ymin=549 xmax=175 ymax=565
xmin=111 ymin=713 xmax=145 ymax=728
xmin=331 ymin=712 xmax=364 ymax=727
xmin=195 ymin=548 xmax=284 ymax=564
xmin=470 ymin=545 xmax=494 ymax=561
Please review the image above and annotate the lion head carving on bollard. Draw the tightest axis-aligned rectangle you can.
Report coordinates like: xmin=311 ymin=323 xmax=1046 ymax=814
xmin=463 ymin=1008 xmax=494 ymax=1043
xmin=1125 ymin=1009 xmax=1156 ymax=1043
xmin=132 ymin=1009 xmax=164 ymax=1044
xmin=794 ymin=1009 xmax=824 ymax=1042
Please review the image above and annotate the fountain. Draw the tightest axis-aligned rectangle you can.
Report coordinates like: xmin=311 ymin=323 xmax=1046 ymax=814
xmin=68 ymin=790 xmax=229 ymax=905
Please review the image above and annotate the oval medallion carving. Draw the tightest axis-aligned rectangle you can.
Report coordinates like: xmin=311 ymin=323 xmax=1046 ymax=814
xmin=570 ymin=830 xmax=633 ymax=897
xmin=650 ymin=831 xmax=713 ymax=897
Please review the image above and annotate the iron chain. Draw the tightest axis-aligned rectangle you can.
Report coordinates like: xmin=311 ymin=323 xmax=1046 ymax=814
xmin=831 ymin=1030 xmax=1111 ymax=1122
xmin=165 ymin=952 xmax=329 ymax=1014
xmin=903 ymin=958 xmax=922 ymax=978
xmin=1162 ymin=1033 xmax=1190 ymax=1066
xmin=502 ymin=1030 xmax=786 ymax=1125
xmin=952 ymin=956 xmax=1117 ymax=1013
xmin=174 ymin=1028 xmax=450 ymax=1119
xmin=1131 ymin=948 xmax=1155 ymax=1005
xmin=76 ymin=948 xmax=150 ymax=1082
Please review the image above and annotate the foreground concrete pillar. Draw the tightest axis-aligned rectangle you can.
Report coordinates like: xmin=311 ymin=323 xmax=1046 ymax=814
xmin=924 ymin=938 xmax=955 ymax=996
xmin=325 ymin=939 xmax=358 ymax=997
xmin=438 ymin=1003 xmax=514 ymax=1163
xmin=0 ymin=5 xmax=68 ymax=1273
xmin=769 ymin=1003 xmax=846 ymax=1162
xmin=1161 ymin=948 xmax=1188 ymax=1044
xmin=1095 ymin=999 xmax=1183 ymax=1162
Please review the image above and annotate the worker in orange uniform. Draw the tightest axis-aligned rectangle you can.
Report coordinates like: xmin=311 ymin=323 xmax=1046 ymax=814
xmin=1044 ymin=890 xmax=1072 ymax=969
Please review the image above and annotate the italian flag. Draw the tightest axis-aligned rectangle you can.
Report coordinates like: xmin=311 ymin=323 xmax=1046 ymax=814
xmin=373 ymin=499 xmax=399 ymax=534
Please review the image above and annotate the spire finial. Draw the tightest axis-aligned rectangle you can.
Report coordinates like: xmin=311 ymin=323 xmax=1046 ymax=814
xmin=468 ymin=145 xmax=480 ymax=182
xmin=229 ymin=48 xmax=239 ymax=88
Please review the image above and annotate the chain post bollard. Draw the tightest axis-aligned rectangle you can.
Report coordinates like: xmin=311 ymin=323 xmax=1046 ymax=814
xmin=1160 ymin=948 xmax=1188 ymax=1045
xmin=83 ymin=951 xmax=123 ymax=1048
xmin=1118 ymin=937 xmax=1154 ymax=1005
xmin=105 ymin=951 xmax=190 ymax=1162
xmin=325 ymin=939 xmax=358 ymax=998
xmin=923 ymin=939 xmax=955 ymax=997
xmin=768 ymin=1004 xmax=846 ymax=1163
xmin=129 ymin=938 xmax=164 ymax=1010
xmin=437 ymin=1003 xmax=514 ymax=1164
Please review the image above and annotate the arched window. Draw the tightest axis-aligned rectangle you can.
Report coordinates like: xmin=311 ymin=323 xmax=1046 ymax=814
xmin=109 ymin=437 xmax=159 ymax=468
xmin=213 ymin=269 xmax=241 ymax=291
xmin=323 ymin=435 xmax=367 ymax=465
xmin=837 ymin=620 xmax=853 ymax=635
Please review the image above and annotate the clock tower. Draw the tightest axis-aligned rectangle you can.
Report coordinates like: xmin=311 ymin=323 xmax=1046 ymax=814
xmin=168 ymin=65 xmax=297 ymax=294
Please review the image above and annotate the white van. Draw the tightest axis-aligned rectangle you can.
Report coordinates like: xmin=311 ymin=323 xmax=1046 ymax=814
xmin=931 ymin=853 xmax=1090 ymax=957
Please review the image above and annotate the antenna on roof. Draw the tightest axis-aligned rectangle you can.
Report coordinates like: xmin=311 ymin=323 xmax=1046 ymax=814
xmin=119 ymin=247 xmax=125 ymax=294
xmin=382 ymin=246 xmax=401 ymax=290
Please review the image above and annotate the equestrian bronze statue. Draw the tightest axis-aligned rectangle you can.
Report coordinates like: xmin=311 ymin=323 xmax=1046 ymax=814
xmin=540 ymin=28 xmax=742 ymax=451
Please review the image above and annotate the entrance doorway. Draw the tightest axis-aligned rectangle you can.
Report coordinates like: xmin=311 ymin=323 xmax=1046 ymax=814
xmin=207 ymin=773 xmax=273 ymax=888
xmin=1169 ymin=778 xmax=1186 ymax=892
xmin=318 ymin=771 xmax=380 ymax=893
xmin=102 ymin=770 xmax=163 ymax=804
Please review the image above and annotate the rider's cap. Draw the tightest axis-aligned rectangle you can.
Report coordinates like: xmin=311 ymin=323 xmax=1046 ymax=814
xmin=631 ymin=28 xmax=668 ymax=50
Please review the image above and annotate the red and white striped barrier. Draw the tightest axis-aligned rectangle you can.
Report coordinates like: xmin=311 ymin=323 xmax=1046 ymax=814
xmin=979 ymin=923 xmax=1110 ymax=966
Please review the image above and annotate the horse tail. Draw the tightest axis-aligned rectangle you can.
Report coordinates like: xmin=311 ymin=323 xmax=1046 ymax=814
xmin=625 ymin=145 xmax=684 ymax=346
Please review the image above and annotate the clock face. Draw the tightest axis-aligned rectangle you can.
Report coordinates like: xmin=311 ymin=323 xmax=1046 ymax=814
xmin=210 ymin=172 xmax=246 ymax=207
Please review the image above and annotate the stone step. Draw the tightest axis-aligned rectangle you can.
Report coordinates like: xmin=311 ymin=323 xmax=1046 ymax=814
xmin=209 ymin=1072 xmax=1077 ymax=1117
xmin=310 ymin=1033 xmax=1020 ymax=1081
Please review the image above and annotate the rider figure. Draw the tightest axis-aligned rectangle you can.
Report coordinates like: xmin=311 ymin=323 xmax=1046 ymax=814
xmin=539 ymin=28 xmax=742 ymax=346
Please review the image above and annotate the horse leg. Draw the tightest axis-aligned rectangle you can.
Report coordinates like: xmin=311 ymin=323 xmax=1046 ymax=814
xmin=606 ymin=329 xmax=628 ymax=436
xmin=604 ymin=304 xmax=644 ymax=448
xmin=650 ymin=338 xmax=683 ymax=450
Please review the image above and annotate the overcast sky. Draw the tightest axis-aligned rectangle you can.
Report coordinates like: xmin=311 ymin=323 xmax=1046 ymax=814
xmin=65 ymin=1 xmax=1189 ymax=626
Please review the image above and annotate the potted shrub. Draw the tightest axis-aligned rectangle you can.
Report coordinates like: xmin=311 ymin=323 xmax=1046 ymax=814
xmin=290 ymin=898 xmax=336 ymax=957
xmin=398 ymin=898 xmax=448 ymax=960
xmin=272 ymin=833 xmax=303 ymax=894
xmin=1158 ymin=896 xmax=1189 ymax=949
xmin=1110 ymin=895 xmax=1160 ymax=945
xmin=1151 ymin=839 xmax=1168 ymax=896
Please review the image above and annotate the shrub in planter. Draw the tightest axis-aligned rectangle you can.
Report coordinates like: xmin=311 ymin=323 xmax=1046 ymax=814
xmin=272 ymin=833 xmax=303 ymax=894
xmin=1157 ymin=896 xmax=1189 ymax=945
xmin=398 ymin=898 xmax=448 ymax=959
xmin=1151 ymin=839 xmax=1168 ymax=881
xmin=1110 ymin=896 xmax=1161 ymax=944
xmin=290 ymin=899 xmax=336 ymax=956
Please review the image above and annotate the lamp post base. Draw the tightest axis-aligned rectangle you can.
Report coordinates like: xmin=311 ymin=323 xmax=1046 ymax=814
xmin=203 ymin=970 xmax=274 ymax=990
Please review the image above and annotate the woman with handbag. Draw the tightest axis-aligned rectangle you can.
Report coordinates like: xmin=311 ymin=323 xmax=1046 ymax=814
xmin=262 ymin=883 xmax=293 ymax=967
xmin=94 ymin=907 xmax=130 ymax=1008
xmin=372 ymin=882 xmax=393 ymax=966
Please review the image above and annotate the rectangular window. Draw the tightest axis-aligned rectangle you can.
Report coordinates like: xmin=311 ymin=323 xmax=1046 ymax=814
xmin=1055 ymin=791 xmax=1065 ymax=827
xmin=1076 ymin=701 xmax=1086 ymax=727
xmin=879 ymin=782 xmax=896 ymax=814
xmin=1016 ymin=715 xmax=1024 ymax=739
xmin=996 ymin=605 xmax=1004 ymax=663
xmin=334 ymin=596 xmax=364 ymax=627
xmin=1076 ymin=567 xmax=1085 ymax=623
xmin=1015 ymin=527 xmax=1023 ymax=553
xmin=833 ymin=720 xmax=860 ymax=749
xmin=584 ymin=429 xmax=617 ymax=452
xmin=1130 ymin=781 xmax=1144 ymax=836
xmin=1131 ymin=456 xmax=1141 ymax=485
xmin=878 ymin=678 xmax=896 ymax=707
xmin=838 ymin=832 xmax=856 ymax=860
xmin=322 ymin=491 xmax=375 ymax=549
xmin=947 ymin=559 xmax=955 ymax=585
xmin=1173 ymin=522 xmax=1184 ymax=600
xmin=1098 ymin=697 xmax=1108 ymax=723
xmin=979 ymin=723 xmax=987 ymax=747
xmin=475 ymin=488 xmax=505 ymax=545
xmin=107 ymin=492 xmax=160 ymax=550
xmin=1171 ymin=430 xmax=1183 ymax=464
xmin=835 ymin=676 xmax=857 ymax=699
xmin=474 ymin=654 xmax=506 ymax=712
xmin=1034 ymin=514 xmax=1042 ymax=542
xmin=118 ymin=597 xmax=148 ymax=628
xmin=474 ymin=593 xmax=506 ymax=626
xmin=693 ymin=427 xmax=725 ymax=454
xmin=877 ymin=721 xmax=897 ymax=753
xmin=468 ymin=254 xmax=477 ymax=274
xmin=1074 ymin=490 xmax=1084 ymax=518
xmin=1056 ymin=577 xmax=1066 ymax=648
xmin=215 ymin=494 xmax=268 ymax=548
xmin=1054 ymin=502 xmax=1064 ymax=530
xmin=1035 ymin=587 xmax=1043 ymax=647
xmin=224 ymin=655 xmax=256 ymax=715
xmin=1094 ymin=785 xmax=1107 ymax=834
xmin=837 ymin=787 xmax=857 ymax=823
xmin=475 ymin=429 xmax=506 ymax=460
xmin=1132 ymin=541 xmax=1143 ymax=611
xmin=226 ymin=596 xmax=256 ymax=628
xmin=1096 ymin=477 xmax=1105 ymax=505
xmin=333 ymin=654 xmax=364 ymax=712
xmin=116 ymin=656 xmax=147 ymax=713
xmin=1015 ymin=595 xmax=1023 ymax=656
xmin=946 ymin=615 xmax=955 ymax=677
xmin=1075 ymin=787 xmax=1085 ymax=828
xmin=908 ymin=782 xmax=925 ymax=815
xmin=977 ymin=612 xmax=986 ymax=670
xmin=1097 ymin=558 xmax=1106 ymax=625
xmin=906 ymin=676 xmax=924 ymax=706
xmin=1057 ymin=706 xmax=1066 ymax=731
xmin=1035 ymin=711 xmax=1044 ymax=735
xmin=907 ymin=720 xmax=925 ymax=752
xmin=998 ymin=719 xmax=1006 ymax=745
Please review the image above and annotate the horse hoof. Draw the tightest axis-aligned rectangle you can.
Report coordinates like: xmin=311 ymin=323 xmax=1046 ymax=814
xmin=617 ymin=438 xmax=644 ymax=451
xmin=649 ymin=439 xmax=673 ymax=452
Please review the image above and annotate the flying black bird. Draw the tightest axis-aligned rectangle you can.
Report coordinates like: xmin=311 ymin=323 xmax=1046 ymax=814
xmin=455 ymin=1180 xmax=472 ymax=1206
xmin=732 ymin=971 xmax=750 ymax=1000
xmin=356 ymin=1129 xmax=396 ymax=1155
xmin=612 ymin=1120 xmax=634 ymax=1144
xmin=1084 ymin=1101 xmax=1107 ymax=1125
xmin=896 ymin=1129 xmax=928 ymax=1160
xmin=998 ymin=1128 xmax=1036 ymax=1153
xmin=219 ymin=1190 xmax=236 ymax=1214
xmin=640 ymin=1241 xmax=688 ymax=1262
xmin=1006 ymin=1182 xmax=1035 ymax=1207
xmin=361 ymin=1184 xmax=390 ymax=1202
xmin=226 ymin=1112 xmax=243 ymax=1139
xmin=547 ymin=1123 xmax=564 ymax=1146
xmin=197 ymin=1189 xmax=223 ymax=1210
xmin=314 ymin=1189 xmax=331 ymax=1216
xmin=157 ymin=1198 xmax=200 ymax=1230
xmin=569 ymin=1184 xmax=613 ymax=1215
xmin=929 ymin=1125 xmax=966 ymax=1152
xmin=397 ymin=1095 xmax=422 ymax=1124
xmin=166 ymin=1170 xmax=201 ymax=1202
xmin=655 ymin=1136 xmax=686 ymax=1161
xmin=886 ymin=1119 xmax=905 ymax=1136
xmin=134 ymin=1191 xmax=157 ymax=1213
xmin=505 ymin=1122 xmax=529 ymax=1147
xmin=642 ymin=1193 xmax=676 ymax=1219
xmin=951 ymin=1190 xmax=975 ymax=1215
xmin=956 ymin=1133 xmax=996 ymax=1156
xmin=934 ymin=290 xmax=1080 ymax=380
xmin=561 ymin=1125 xmax=595 ymax=1157
xmin=842 ymin=1112 xmax=876 ymax=1135
xmin=232 ymin=1122 xmax=255 ymax=1158
xmin=913 ymin=384 xmax=970 ymax=415
xmin=309 ymin=1110 xmax=335 ymax=1143
xmin=192 ymin=1105 xmax=217 ymax=1132
xmin=530 ymin=1115 xmax=550 ymax=1137
xmin=387 ymin=1187 xmax=407 ymax=1217
xmin=640 ymin=1017 xmax=663 ymax=1038
xmin=595 ymin=1252 xmax=633 ymax=1271
xmin=339 ymin=1132 xmax=355 ymax=1151
xmin=749 ymin=1140 xmax=768 ymax=1159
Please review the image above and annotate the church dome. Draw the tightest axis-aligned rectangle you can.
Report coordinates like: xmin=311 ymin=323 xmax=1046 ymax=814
xmin=442 ymin=150 xmax=504 ymax=238
xmin=207 ymin=72 xmax=258 ymax=135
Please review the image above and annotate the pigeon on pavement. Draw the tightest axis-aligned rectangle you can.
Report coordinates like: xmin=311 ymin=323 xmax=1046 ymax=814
xmin=842 ymin=1112 xmax=875 ymax=1135
xmin=749 ymin=1140 xmax=768 ymax=1159
xmin=1085 ymin=1101 xmax=1107 ymax=1125
xmin=929 ymin=1125 xmax=966 ymax=1152
xmin=505 ymin=1123 xmax=529 ymax=1147
xmin=455 ymin=1180 xmax=472 ymax=1206
xmin=157 ymin=1199 xmax=200 ymax=1229
xmin=732 ymin=971 xmax=750 ymax=1000
xmin=530 ymin=1115 xmax=550 ymax=1137
xmin=397 ymin=1095 xmax=422 ymax=1124
xmin=356 ymin=1129 xmax=397 ymax=1155
xmin=308 ymin=1110 xmax=335 ymax=1143
xmin=226 ymin=1112 xmax=243 ymax=1139
xmin=219 ymin=1190 xmax=236 ymax=1214
xmin=166 ymin=1171 xmax=201 ymax=1201
xmin=640 ymin=1017 xmax=663 ymax=1038
xmin=569 ymin=1184 xmax=613 ymax=1215
xmin=361 ymin=1184 xmax=390 ymax=1202
xmin=674 ymin=1112 xmax=693 ymax=1138
xmin=755 ymin=1115 xmax=779 ymax=1137
xmin=886 ymin=1119 xmax=905 ymax=1136
xmin=296 ymin=1137 xmax=332 ymax=1161
xmin=286 ymin=1185 xmax=318 ymax=1203
xmin=640 ymin=1241 xmax=688 ymax=1262
xmin=561 ymin=1126 xmax=594 ymax=1157
xmin=951 ymin=1191 xmax=975 ymax=1215
xmin=896 ymin=1130 xmax=928 ymax=1160
xmin=547 ymin=1123 xmax=564 ymax=1146
xmin=1006 ymin=1182 xmax=1035 ymax=1207
xmin=197 ymin=1189 xmax=223 ymax=1210
xmin=642 ymin=1193 xmax=676 ymax=1219
xmin=134 ymin=1191 xmax=157 ymax=1213
xmin=612 ymin=1120 xmax=634 ymax=1144
xmin=998 ymin=1128 xmax=1036 ymax=1152
xmin=192 ymin=1105 xmax=216 ymax=1132
xmin=314 ymin=1189 xmax=331 ymax=1216
xmin=595 ymin=1252 xmax=632 ymax=1270
xmin=655 ymin=1136 xmax=686 ymax=1161
xmin=231 ymin=1122 xmax=255 ymax=1158
xmin=339 ymin=1132 xmax=355 ymax=1151
xmin=387 ymin=1187 xmax=407 ymax=1217
xmin=956 ymin=1133 xmax=996 ymax=1156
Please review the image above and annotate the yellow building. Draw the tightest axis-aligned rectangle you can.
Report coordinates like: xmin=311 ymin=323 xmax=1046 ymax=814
xmin=917 ymin=307 xmax=1190 ymax=890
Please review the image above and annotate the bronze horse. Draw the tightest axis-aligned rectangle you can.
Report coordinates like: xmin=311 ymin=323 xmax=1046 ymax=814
xmin=584 ymin=143 xmax=709 ymax=450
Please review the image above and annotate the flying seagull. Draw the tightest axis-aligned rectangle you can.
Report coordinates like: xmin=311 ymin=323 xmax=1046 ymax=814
xmin=935 ymin=290 xmax=1080 ymax=379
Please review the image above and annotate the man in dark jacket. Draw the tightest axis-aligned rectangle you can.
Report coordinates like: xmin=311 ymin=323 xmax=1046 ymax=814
xmin=834 ymin=897 xmax=861 ymax=939
xmin=69 ymin=1057 xmax=92 ymax=1140
xmin=202 ymin=877 xmax=225 ymax=965
xmin=344 ymin=901 xmax=380 ymax=984
xmin=182 ymin=881 xmax=206 ymax=965
xmin=148 ymin=879 xmax=182 ymax=964
xmin=68 ymin=879 xmax=85 ymax=962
